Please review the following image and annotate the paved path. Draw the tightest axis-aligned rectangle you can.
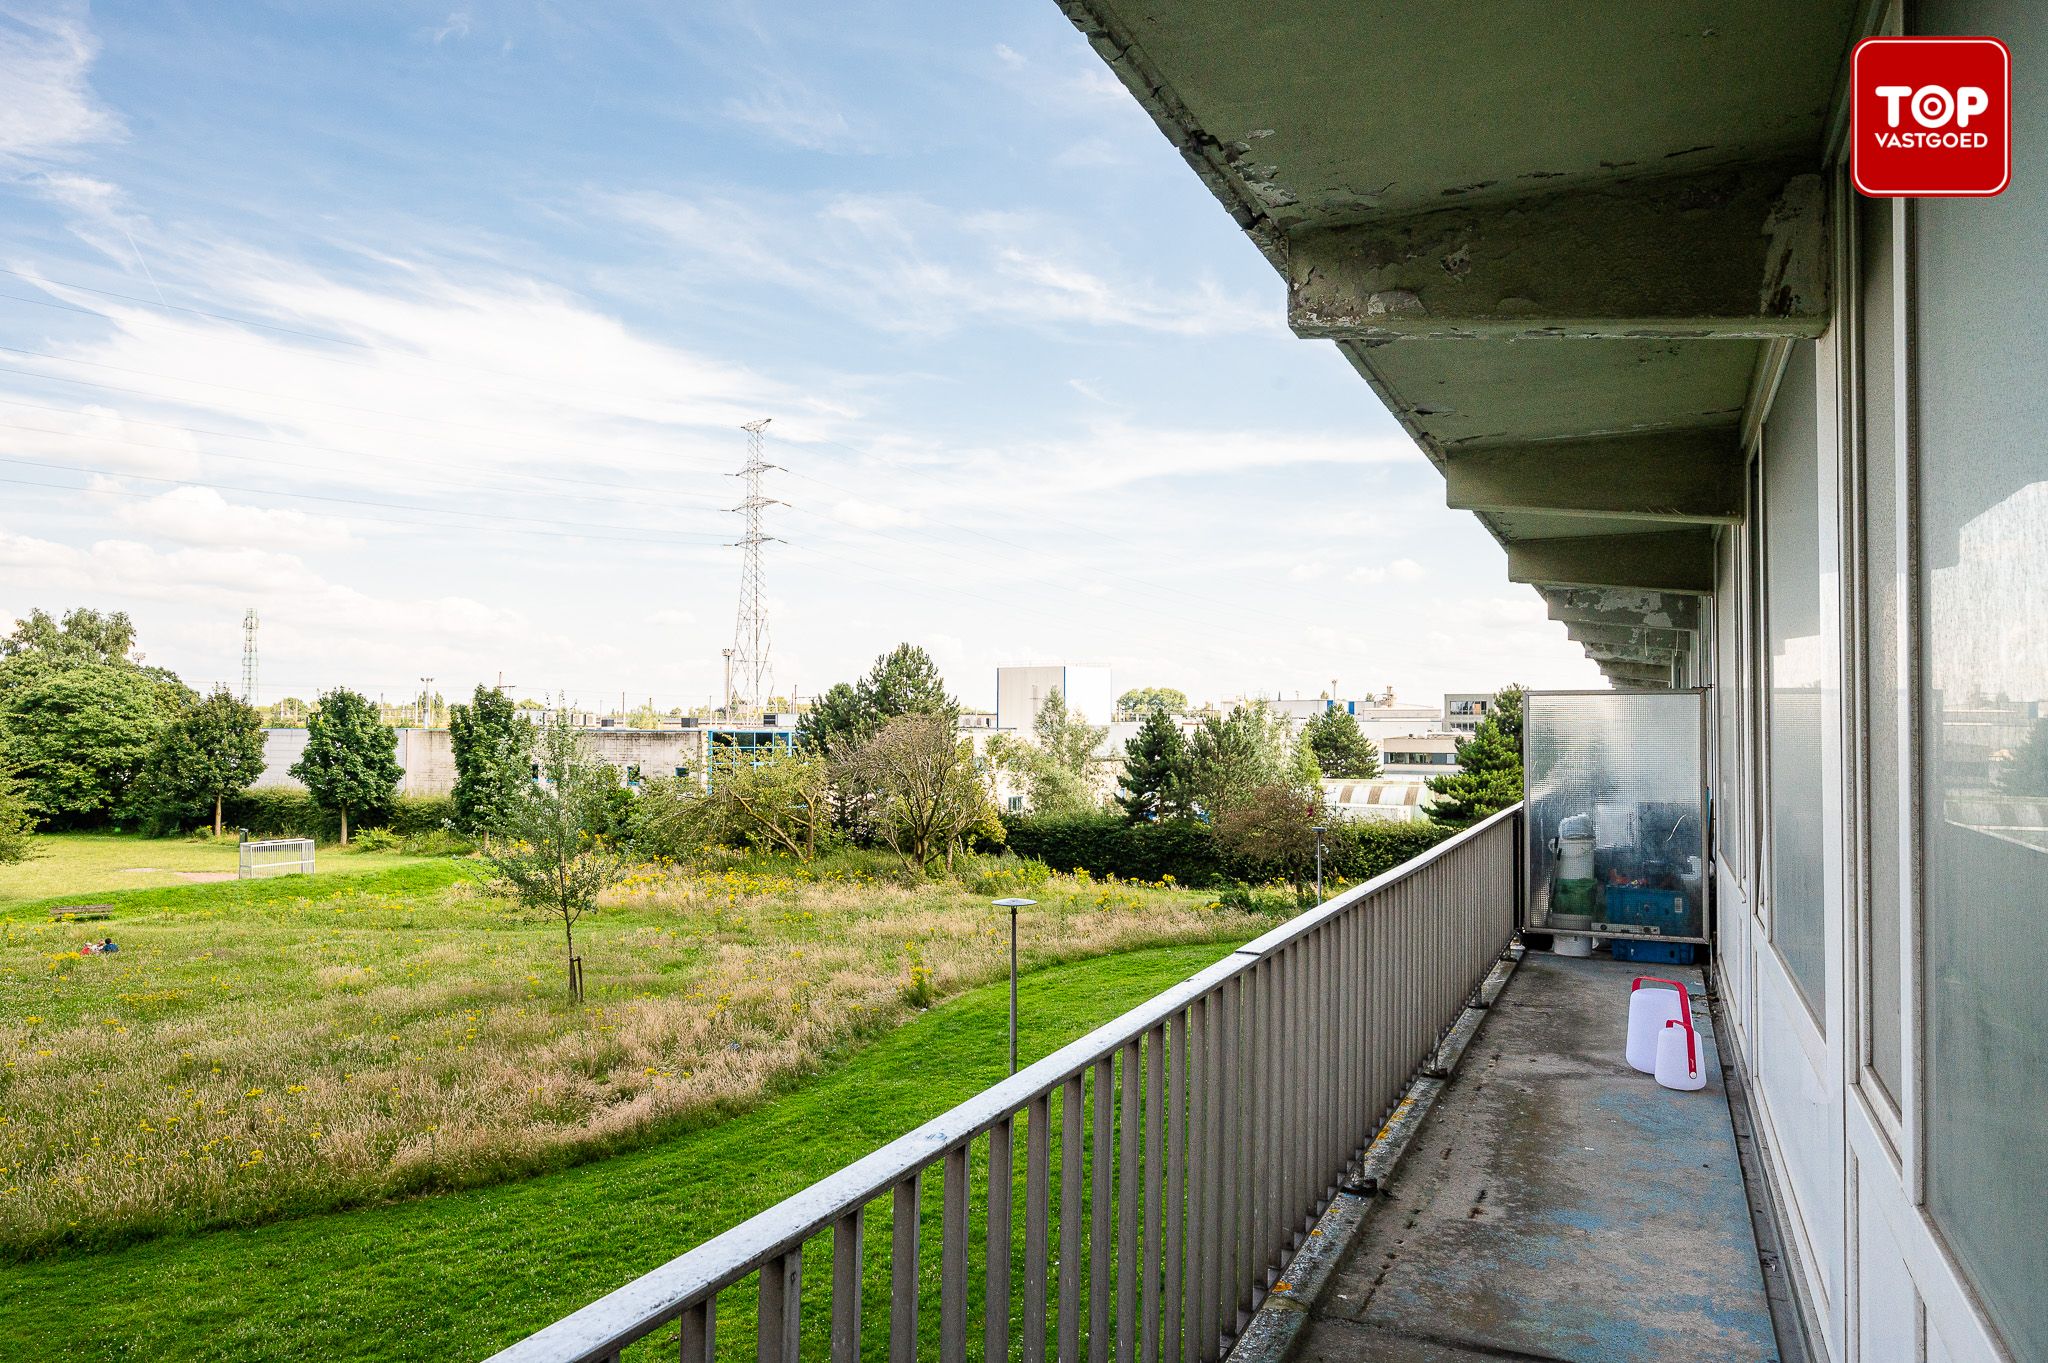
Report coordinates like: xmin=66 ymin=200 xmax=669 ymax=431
xmin=1292 ymin=952 xmax=1778 ymax=1363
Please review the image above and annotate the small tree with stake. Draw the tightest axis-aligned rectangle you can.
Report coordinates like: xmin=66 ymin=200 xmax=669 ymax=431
xmin=478 ymin=721 xmax=632 ymax=1000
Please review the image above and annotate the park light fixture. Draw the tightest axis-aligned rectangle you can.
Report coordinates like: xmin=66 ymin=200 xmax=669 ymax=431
xmin=1312 ymin=825 xmax=1328 ymax=902
xmin=991 ymin=898 xmax=1037 ymax=1074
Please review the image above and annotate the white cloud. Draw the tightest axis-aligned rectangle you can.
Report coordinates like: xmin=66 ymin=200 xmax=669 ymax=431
xmin=1052 ymin=138 xmax=1125 ymax=169
xmin=830 ymin=497 xmax=919 ymax=531
xmin=427 ymin=10 xmax=472 ymax=44
xmin=1349 ymin=558 xmax=1426 ymax=584
xmin=720 ymin=78 xmax=860 ymax=151
xmin=0 ymin=4 xmax=122 ymax=165
xmin=609 ymin=188 xmax=1273 ymax=338
xmin=106 ymin=485 xmax=358 ymax=551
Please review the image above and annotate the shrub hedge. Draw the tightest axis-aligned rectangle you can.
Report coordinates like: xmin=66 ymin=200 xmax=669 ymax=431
xmin=219 ymin=789 xmax=456 ymax=841
xmin=1000 ymin=811 xmax=1452 ymax=889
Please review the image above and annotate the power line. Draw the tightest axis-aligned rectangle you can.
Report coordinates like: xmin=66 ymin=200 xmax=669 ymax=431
xmin=0 ymin=412 xmax=735 ymax=516
xmin=0 ymin=465 xmax=727 ymax=547
xmin=0 ymin=265 xmax=779 ymax=418
xmin=0 ymin=353 xmax=739 ymax=471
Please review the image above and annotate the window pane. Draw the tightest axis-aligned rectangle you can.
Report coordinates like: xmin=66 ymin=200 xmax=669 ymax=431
xmin=1714 ymin=526 xmax=1744 ymax=882
xmin=1913 ymin=37 xmax=2048 ymax=1351
xmin=1858 ymin=195 xmax=1904 ymax=1103
xmin=1764 ymin=341 xmax=1827 ymax=1016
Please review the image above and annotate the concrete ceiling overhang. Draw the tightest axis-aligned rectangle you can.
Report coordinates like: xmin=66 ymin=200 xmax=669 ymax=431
xmin=1059 ymin=0 xmax=1864 ymax=682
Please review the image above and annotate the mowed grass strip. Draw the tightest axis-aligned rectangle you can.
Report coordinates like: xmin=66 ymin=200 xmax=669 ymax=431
xmin=0 ymin=942 xmax=1235 ymax=1363
xmin=0 ymin=829 xmax=444 ymax=910
xmin=2 ymin=848 xmax=1263 ymax=1255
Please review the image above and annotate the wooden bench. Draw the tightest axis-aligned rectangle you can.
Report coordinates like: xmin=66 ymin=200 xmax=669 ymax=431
xmin=50 ymin=905 xmax=114 ymax=921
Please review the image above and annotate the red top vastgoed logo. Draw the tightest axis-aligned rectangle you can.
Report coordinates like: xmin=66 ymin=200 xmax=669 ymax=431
xmin=1852 ymin=36 xmax=2011 ymax=197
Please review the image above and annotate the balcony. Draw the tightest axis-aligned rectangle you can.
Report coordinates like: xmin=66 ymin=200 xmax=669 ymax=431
xmin=490 ymin=806 xmax=1790 ymax=1363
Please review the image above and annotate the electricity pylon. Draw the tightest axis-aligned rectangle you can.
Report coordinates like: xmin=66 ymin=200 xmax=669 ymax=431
xmin=241 ymin=608 xmax=259 ymax=705
xmin=729 ymin=418 xmax=782 ymax=713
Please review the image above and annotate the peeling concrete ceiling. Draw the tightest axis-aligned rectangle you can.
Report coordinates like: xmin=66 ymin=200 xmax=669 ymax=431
xmin=1059 ymin=0 xmax=1863 ymax=679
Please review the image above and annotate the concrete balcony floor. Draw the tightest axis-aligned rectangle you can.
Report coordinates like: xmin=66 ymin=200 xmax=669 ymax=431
xmin=1292 ymin=952 xmax=1786 ymax=1363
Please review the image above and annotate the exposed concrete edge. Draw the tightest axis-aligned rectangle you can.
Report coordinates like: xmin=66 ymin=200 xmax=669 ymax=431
xmin=1229 ymin=943 xmax=1525 ymax=1363
xmin=1713 ymin=994 xmax=1819 ymax=1363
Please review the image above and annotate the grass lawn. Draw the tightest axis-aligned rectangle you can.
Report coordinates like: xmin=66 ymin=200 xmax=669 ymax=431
xmin=0 ymin=941 xmax=1236 ymax=1363
xmin=0 ymin=830 xmax=441 ymax=910
xmin=2 ymin=841 xmax=1265 ymax=1260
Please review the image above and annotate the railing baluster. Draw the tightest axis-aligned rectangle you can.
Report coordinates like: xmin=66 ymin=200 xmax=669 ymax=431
xmin=1182 ymin=999 xmax=1206 ymax=1363
xmin=943 ymin=1144 xmax=970 ymax=1363
xmin=1142 ymin=1026 xmax=1164 ymax=1363
xmin=1212 ymin=978 xmax=1228 ymax=1334
xmin=1197 ymin=991 xmax=1218 ymax=1358
xmin=759 ymin=1248 xmax=802 ymax=1363
xmin=681 ymin=1296 xmax=717 ymax=1363
xmin=482 ymin=809 xmax=1523 ymax=1363
xmin=892 ymin=1175 xmax=920 ymax=1363
xmin=1060 ymin=1075 xmax=1085 ymax=1363
xmin=1091 ymin=1058 xmax=1113 ymax=1363
xmin=1164 ymin=1011 xmax=1186 ymax=1363
xmin=833 ymin=1210 xmax=864 ymax=1363
xmin=1026 ymin=1095 xmax=1052 ymax=1363
xmin=988 ymin=1115 xmax=1015 ymax=1363
xmin=1117 ymin=1042 xmax=1139 ymax=1363
xmin=1253 ymin=949 xmax=1269 ymax=1277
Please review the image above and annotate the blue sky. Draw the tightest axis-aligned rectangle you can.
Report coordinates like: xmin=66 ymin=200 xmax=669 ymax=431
xmin=0 ymin=1 xmax=1601 ymax=715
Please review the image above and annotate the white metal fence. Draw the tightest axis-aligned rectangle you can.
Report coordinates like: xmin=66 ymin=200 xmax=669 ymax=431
xmin=487 ymin=805 xmax=1522 ymax=1363
xmin=237 ymin=838 xmax=315 ymax=880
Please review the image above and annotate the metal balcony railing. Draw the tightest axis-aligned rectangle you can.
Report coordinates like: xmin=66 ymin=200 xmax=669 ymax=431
xmin=488 ymin=804 xmax=1523 ymax=1363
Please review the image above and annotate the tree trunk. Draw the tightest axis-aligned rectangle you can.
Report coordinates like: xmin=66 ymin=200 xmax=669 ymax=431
xmin=564 ymin=917 xmax=578 ymax=1001
xmin=340 ymin=806 xmax=349 ymax=845
xmin=213 ymin=793 xmax=223 ymax=839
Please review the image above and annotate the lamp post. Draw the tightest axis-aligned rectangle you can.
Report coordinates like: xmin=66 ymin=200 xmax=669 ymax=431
xmin=992 ymin=898 xmax=1036 ymax=1074
xmin=1312 ymin=825 xmax=1327 ymax=902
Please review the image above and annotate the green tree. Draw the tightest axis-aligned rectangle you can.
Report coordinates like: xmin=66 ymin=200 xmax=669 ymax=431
xmin=0 ymin=606 xmax=139 ymax=670
xmin=1212 ymin=781 xmax=1325 ymax=887
xmin=2004 ymin=718 xmax=2048 ymax=796
xmin=705 ymin=746 xmax=834 ymax=860
xmin=1117 ymin=686 xmax=1190 ymax=718
xmin=1426 ymin=716 xmax=1523 ymax=828
xmin=796 ymin=644 xmax=957 ymax=756
xmin=795 ymin=681 xmax=868 ymax=755
xmin=836 ymin=713 xmax=1001 ymax=874
xmin=1116 ymin=709 xmax=1193 ymax=822
xmin=1019 ymin=688 xmax=1107 ymax=815
xmin=861 ymin=643 xmax=955 ymax=722
xmin=1299 ymin=707 xmax=1382 ymax=778
xmin=1489 ymin=683 xmax=1526 ymax=760
xmin=1187 ymin=702 xmax=1290 ymax=817
xmin=290 ymin=688 xmax=402 ymax=844
xmin=0 ymin=664 xmax=186 ymax=825
xmin=140 ymin=687 xmax=267 ymax=836
xmin=477 ymin=722 xmax=635 ymax=999
xmin=0 ymin=756 xmax=38 ymax=864
xmin=1287 ymin=734 xmax=1325 ymax=792
xmin=449 ymin=685 xmax=534 ymax=835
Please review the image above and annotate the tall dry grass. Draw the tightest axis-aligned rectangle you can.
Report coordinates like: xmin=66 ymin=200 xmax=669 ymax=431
xmin=0 ymin=862 xmax=1264 ymax=1256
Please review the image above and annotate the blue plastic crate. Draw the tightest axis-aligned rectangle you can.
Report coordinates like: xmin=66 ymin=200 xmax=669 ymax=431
xmin=1610 ymin=937 xmax=1696 ymax=965
xmin=1604 ymin=885 xmax=1691 ymax=934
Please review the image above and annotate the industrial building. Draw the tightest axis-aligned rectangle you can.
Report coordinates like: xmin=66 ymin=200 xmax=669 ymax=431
xmin=255 ymin=719 xmax=795 ymax=798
